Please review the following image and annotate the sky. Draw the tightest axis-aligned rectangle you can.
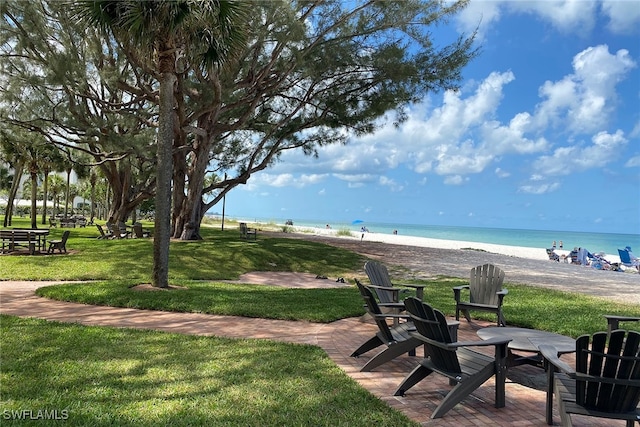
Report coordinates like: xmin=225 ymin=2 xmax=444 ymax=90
xmin=224 ymin=0 xmax=640 ymax=235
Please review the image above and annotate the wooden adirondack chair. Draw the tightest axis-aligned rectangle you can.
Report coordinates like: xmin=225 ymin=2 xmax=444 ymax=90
xmin=48 ymin=230 xmax=70 ymax=254
xmin=364 ymin=260 xmax=426 ymax=303
xmin=453 ymin=263 xmax=508 ymax=326
xmin=394 ymin=297 xmax=511 ymax=419
xmin=95 ymin=224 xmax=112 ymax=239
xmin=540 ymin=330 xmax=640 ymax=426
xmin=350 ymin=279 xmax=422 ymax=372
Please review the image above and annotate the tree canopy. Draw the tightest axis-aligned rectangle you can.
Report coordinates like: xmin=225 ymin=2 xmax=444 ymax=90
xmin=1 ymin=0 xmax=478 ymax=283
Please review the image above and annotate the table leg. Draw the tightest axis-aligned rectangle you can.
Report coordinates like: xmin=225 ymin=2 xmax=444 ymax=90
xmin=544 ymin=358 xmax=554 ymax=425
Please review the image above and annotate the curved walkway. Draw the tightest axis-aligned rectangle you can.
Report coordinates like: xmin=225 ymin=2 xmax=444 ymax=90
xmin=0 ymin=279 xmax=617 ymax=426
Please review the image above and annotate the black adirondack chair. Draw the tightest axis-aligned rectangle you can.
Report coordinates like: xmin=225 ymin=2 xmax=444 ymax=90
xmin=394 ymin=297 xmax=511 ymax=419
xmin=350 ymin=279 xmax=422 ymax=372
xmin=453 ymin=263 xmax=508 ymax=326
xmin=48 ymin=230 xmax=70 ymax=254
xmin=364 ymin=260 xmax=426 ymax=303
xmin=540 ymin=330 xmax=640 ymax=426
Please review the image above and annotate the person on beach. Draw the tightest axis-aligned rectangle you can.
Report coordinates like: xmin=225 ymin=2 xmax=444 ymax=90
xmin=559 ymin=240 xmax=563 ymax=249
xmin=577 ymin=247 xmax=590 ymax=266
xmin=552 ymin=240 xmax=556 ymax=249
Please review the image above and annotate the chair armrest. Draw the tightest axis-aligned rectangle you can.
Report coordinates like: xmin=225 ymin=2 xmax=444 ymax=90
xmin=371 ymin=313 xmax=411 ymax=321
xmin=496 ymin=288 xmax=508 ymax=306
xmin=452 ymin=285 xmax=469 ymax=302
xmin=393 ymin=283 xmax=426 ymax=290
xmin=410 ymin=332 xmax=510 ymax=349
xmin=365 ymin=284 xmax=402 ymax=295
xmin=378 ymin=302 xmax=406 ymax=309
xmin=448 ymin=336 xmax=512 ymax=349
xmin=539 ymin=345 xmax=575 ymax=375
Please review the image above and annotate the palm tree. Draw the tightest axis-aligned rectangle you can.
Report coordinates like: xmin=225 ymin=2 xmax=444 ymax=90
xmin=71 ymin=1 xmax=247 ymax=288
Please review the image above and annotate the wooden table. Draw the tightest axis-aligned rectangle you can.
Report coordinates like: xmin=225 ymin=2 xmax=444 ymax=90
xmin=477 ymin=326 xmax=576 ymax=425
xmin=0 ymin=228 xmax=49 ymax=254
xmin=477 ymin=326 xmax=575 ymax=368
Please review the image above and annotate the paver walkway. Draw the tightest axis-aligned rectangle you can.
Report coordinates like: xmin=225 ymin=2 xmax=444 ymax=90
xmin=0 ymin=278 xmax=621 ymax=426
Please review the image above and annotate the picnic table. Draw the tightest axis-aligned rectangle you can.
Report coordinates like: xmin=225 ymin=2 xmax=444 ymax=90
xmin=0 ymin=228 xmax=50 ymax=254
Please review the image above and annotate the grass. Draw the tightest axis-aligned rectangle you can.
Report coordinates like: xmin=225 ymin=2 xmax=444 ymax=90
xmin=1 ymin=315 xmax=415 ymax=426
xmin=36 ymin=281 xmax=363 ymax=323
xmin=2 ymin=216 xmax=639 ymax=425
xmin=0 ymin=218 xmax=363 ymax=281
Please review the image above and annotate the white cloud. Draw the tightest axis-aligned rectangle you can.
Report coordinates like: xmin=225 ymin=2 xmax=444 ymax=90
xmin=533 ymin=45 xmax=636 ymax=134
xmin=518 ymin=182 xmax=561 ymax=194
xmin=533 ymin=130 xmax=627 ymax=176
xmin=378 ymin=176 xmax=404 ymax=192
xmin=506 ymin=0 xmax=597 ymax=33
xmin=625 ymin=156 xmax=640 ymax=168
xmin=443 ymin=175 xmax=467 ymax=185
xmin=495 ymin=167 xmax=510 ymax=178
xmin=601 ymin=0 xmax=640 ymax=34
xmin=457 ymin=0 xmax=625 ymax=38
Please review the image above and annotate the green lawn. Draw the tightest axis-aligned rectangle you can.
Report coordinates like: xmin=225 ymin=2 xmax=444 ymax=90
xmin=2 ymin=216 xmax=639 ymax=425
xmin=1 ymin=315 xmax=415 ymax=426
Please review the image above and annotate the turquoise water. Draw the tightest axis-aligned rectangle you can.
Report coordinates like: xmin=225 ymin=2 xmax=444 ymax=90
xmin=235 ymin=216 xmax=640 ymax=258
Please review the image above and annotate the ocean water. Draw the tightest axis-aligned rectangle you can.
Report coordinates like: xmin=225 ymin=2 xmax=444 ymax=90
xmin=235 ymin=216 xmax=640 ymax=259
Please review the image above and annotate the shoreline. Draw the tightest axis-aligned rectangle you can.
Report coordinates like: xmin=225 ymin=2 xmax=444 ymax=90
xmin=288 ymin=225 xmax=624 ymax=264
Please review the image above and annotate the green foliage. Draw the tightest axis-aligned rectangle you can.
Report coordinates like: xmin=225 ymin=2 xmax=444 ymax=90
xmin=1 ymin=315 xmax=417 ymax=427
xmin=280 ymin=225 xmax=293 ymax=233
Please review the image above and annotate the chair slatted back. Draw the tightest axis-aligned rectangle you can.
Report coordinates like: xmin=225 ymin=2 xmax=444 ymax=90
xmin=618 ymin=249 xmax=633 ymax=265
xmin=469 ymin=264 xmax=505 ymax=306
xmin=133 ymin=223 xmax=144 ymax=238
xmin=404 ymin=297 xmax=461 ymax=374
xmin=60 ymin=230 xmax=70 ymax=245
xmin=575 ymin=330 xmax=640 ymax=413
xmin=354 ymin=279 xmax=394 ymax=343
xmin=364 ymin=261 xmax=397 ymax=303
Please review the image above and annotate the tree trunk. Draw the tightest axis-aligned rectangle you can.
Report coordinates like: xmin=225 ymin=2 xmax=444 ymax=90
xmin=64 ymin=168 xmax=71 ymax=218
xmin=30 ymin=170 xmax=38 ymax=229
xmin=4 ymin=160 xmax=24 ymax=227
xmin=152 ymin=66 xmax=176 ymax=288
xmin=176 ymin=138 xmax=209 ymax=240
xmin=41 ymin=170 xmax=49 ymax=225
xmin=90 ymin=175 xmax=96 ymax=223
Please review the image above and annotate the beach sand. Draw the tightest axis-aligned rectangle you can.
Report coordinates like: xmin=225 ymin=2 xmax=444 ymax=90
xmin=268 ymin=226 xmax=640 ymax=306
xmin=296 ymin=226 xmax=618 ymax=262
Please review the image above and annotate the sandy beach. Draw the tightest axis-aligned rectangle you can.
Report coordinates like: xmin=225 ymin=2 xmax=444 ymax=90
xmin=270 ymin=226 xmax=640 ymax=306
xmin=293 ymin=225 xmax=626 ymax=263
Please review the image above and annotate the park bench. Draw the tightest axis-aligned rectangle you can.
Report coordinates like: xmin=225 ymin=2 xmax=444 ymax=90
xmin=0 ymin=229 xmax=37 ymax=254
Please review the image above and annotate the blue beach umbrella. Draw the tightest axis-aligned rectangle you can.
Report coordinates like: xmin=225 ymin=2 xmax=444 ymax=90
xmin=352 ymin=219 xmax=364 ymax=225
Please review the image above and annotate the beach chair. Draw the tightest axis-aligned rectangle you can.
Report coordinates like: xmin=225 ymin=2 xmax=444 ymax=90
xmin=618 ymin=249 xmax=640 ymax=273
xmin=364 ymin=261 xmax=426 ymax=302
xmin=350 ymin=279 xmax=422 ymax=372
xmin=394 ymin=297 xmax=511 ymax=419
xmin=540 ymin=330 xmax=640 ymax=426
xmin=453 ymin=263 xmax=508 ymax=327
xmin=546 ymin=248 xmax=560 ymax=262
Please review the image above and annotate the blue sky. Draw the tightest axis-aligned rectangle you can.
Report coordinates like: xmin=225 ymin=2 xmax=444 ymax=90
xmin=224 ymin=1 xmax=640 ymax=235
